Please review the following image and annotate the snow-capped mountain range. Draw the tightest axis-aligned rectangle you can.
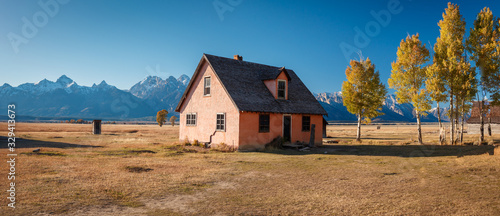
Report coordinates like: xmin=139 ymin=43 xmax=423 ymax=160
xmin=5 ymin=75 xmax=115 ymax=96
xmin=129 ymin=75 xmax=190 ymax=112
xmin=1 ymin=75 xmax=448 ymax=121
xmin=428 ymin=107 xmax=450 ymax=122
xmin=0 ymin=75 xmax=190 ymax=119
xmin=316 ymin=92 xmax=442 ymax=122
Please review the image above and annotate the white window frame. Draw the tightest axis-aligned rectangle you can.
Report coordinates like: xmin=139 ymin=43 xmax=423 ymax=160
xmin=277 ymin=79 xmax=286 ymax=99
xmin=216 ymin=113 xmax=226 ymax=131
xmin=204 ymin=76 xmax=211 ymax=96
xmin=186 ymin=113 xmax=197 ymax=126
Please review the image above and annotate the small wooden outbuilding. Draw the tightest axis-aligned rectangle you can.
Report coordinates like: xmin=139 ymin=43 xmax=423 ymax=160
xmin=92 ymin=120 xmax=102 ymax=134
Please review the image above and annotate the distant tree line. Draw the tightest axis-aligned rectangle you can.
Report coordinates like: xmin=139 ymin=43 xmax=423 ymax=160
xmin=59 ymin=120 xmax=117 ymax=124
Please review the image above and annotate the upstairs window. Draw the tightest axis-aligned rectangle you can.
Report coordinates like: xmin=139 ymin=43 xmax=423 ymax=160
xmin=259 ymin=114 xmax=270 ymax=133
xmin=302 ymin=116 xmax=311 ymax=132
xmin=186 ymin=113 xmax=197 ymax=126
xmin=277 ymin=80 xmax=286 ymax=99
xmin=216 ymin=113 xmax=225 ymax=131
xmin=204 ymin=77 xmax=211 ymax=96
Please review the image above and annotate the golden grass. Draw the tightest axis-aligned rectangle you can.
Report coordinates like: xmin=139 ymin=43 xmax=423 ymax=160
xmin=0 ymin=123 xmax=499 ymax=215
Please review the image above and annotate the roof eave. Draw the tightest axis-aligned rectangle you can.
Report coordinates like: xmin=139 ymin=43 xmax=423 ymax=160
xmin=175 ymin=54 xmax=241 ymax=113
xmin=204 ymin=55 xmax=241 ymax=112
xmin=174 ymin=55 xmax=207 ymax=112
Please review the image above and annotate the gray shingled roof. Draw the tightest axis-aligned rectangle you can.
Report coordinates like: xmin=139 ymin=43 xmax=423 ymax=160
xmin=176 ymin=54 xmax=327 ymax=115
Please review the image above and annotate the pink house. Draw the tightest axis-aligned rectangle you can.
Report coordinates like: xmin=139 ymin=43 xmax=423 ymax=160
xmin=175 ymin=54 xmax=327 ymax=151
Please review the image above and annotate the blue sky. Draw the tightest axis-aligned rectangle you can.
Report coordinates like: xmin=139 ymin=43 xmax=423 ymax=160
xmin=1 ymin=0 xmax=499 ymax=94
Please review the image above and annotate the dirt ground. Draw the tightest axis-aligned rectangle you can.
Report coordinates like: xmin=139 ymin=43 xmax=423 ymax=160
xmin=0 ymin=122 xmax=499 ymax=215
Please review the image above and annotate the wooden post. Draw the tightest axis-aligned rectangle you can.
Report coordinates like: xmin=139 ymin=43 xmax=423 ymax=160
xmin=309 ymin=124 xmax=315 ymax=147
xmin=93 ymin=120 xmax=101 ymax=135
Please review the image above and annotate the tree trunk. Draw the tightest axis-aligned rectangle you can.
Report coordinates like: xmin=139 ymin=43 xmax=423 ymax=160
xmin=480 ymin=100 xmax=484 ymax=143
xmin=356 ymin=114 xmax=361 ymax=142
xmin=450 ymin=94 xmax=455 ymax=145
xmin=437 ymin=103 xmax=444 ymax=144
xmin=460 ymin=100 xmax=465 ymax=144
xmin=437 ymin=103 xmax=442 ymax=128
xmin=416 ymin=109 xmax=423 ymax=144
xmin=455 ymin=100 xmax=459 ymax=145
xmin=440 ymin=127 xmax=446 ymax=145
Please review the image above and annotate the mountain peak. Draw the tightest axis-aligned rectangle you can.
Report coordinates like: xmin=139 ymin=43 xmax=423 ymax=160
xmin=145 ymin=75 xmax=161 ymax=80
xmin=93 ymin=80 xmax=114 ymax=90
xmin=166 ymin=76 xmax=177 ymax=82
xmin=35 ymin=78 xmax=52 ymax=85
xmin=140 ymin=76 xmax=163 ymax=85
xmin=177 ymin=74 xmax=190 ymax=85
xmin=315 ymin=91 xmax=343 ymax=104
xmin=129 ymin=74 xmax=189 ymax=100
xmin=1 ymin=83 xmax=12 ymax=88
xmin=56 ymin=75 xmax=74 ymax=86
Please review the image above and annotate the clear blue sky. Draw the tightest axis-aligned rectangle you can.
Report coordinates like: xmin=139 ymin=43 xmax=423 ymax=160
xmin=1 ymin=0 xmax=499 ymax=93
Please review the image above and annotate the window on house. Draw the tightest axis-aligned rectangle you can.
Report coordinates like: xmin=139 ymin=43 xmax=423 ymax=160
xmin=277 ymin=80 xmax=286 ymax=99
xmin=259 ymin=114 xmax=270 ymax=133
xmin=204 ymin=77 xmax=211 ymax=96
xmin=302 ymin=116 xmax=310 ymax=132
xmin=186 ymin=113 xmax=197 ymax=126
xmin=216 ymin=113 xmax=225 ymax=131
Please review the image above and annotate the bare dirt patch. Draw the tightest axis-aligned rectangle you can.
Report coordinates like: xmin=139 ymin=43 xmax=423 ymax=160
xmin=125 ymin=166 xmax=154 ymax=173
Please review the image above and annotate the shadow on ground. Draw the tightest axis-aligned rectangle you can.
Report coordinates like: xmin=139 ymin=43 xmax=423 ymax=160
xmin=262 ymin=144 xmax=497 ymax=157
xmin=0 ymin=136 xmax=102 ymax=149
xmin=327 ymin=137 xmax=407 ymax=141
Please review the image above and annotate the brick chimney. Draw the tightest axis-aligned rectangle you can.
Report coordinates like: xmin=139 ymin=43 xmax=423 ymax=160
xmin=233 ymin=55 xmax=243 ymax=61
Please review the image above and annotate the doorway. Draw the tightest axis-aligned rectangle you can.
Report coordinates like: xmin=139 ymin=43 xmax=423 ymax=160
xmin=283 ymin=115 xmax=291 ymax=142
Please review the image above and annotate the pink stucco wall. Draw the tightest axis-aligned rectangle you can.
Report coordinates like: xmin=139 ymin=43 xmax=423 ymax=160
xmin=178 ymin=60 xmax=240 ymax=147
xmin=238 ymin=112 xmax=323 ymax=151
xmin=290 ymin=114 xmax=323 ymax=145
xmin=263 ymin=71 xmax=288 ymax=99
xmin=263 ymin=80 xmax=276 ymax=98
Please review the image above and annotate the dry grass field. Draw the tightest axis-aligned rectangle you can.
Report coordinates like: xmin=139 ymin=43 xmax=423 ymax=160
xmin=0 ymin=122 xmax=499 ymax=215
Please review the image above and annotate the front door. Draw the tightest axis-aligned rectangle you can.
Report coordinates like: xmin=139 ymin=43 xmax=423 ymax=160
xmin=283 ymin=115 xmax=291 ymax=142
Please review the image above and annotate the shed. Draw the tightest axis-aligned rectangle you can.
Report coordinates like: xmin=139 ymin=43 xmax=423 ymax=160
xmin=92 ymin=120 xmax=102 ymax=135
